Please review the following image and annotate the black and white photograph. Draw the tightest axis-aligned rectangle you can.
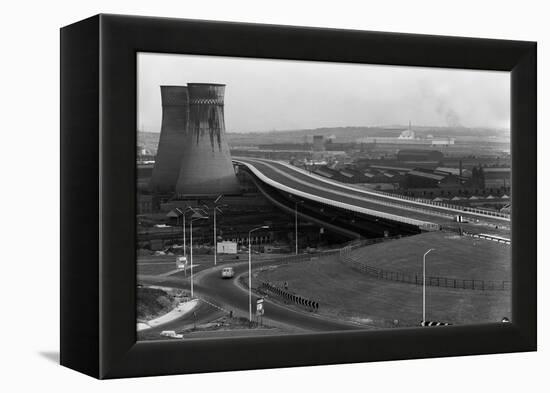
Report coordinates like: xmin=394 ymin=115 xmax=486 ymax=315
xmin=1 ymin=0 xmax=543 ymax=389
xmin=136 ymin=53 xmax=512 ymax=341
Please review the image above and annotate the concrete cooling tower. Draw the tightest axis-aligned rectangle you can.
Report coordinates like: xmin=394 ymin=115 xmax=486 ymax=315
xmin=149 ymin=86 xmax=189 ymax=193
xmin=175 ymin=83 xmax=240 ymax=196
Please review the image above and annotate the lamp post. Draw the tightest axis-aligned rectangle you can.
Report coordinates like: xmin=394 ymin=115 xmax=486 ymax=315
xmin=423 ymin=248 xmax=435 ymax=324
xmin=248 ymin=225 xmax=270 ymax=322
xmin=189 ymin=211 xmax=208 ymax=298
xmin=204 ymin=195 xmax=225 ymax=266
xmin=174 ymin=206 xmax=193 ymax=257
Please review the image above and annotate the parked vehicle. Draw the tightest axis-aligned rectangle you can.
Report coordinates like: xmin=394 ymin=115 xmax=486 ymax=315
xmin=160 ymin=330 xmax=183 ymax=339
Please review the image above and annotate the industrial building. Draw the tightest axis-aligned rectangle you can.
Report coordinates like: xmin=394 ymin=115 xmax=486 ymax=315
xmin=397 ymin=149 xmax=444 ymax=162
xmin=357 ymin=128 xmax=455 ymax=146
xmin=482 ymin=167 xmax=511 ymax=189
xmin=313 ymin=135 xmax=325 ymax=151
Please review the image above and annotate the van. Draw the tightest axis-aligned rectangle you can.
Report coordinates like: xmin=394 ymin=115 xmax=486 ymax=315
xmin=221 ymin=267 xmax=235 ymax=279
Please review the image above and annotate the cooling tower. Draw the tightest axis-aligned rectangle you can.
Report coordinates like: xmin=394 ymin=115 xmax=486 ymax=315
xmin=149 ymin=86 xmax=189 ymax=193
xmin=175 ymin=83 xmax=240 ymax=196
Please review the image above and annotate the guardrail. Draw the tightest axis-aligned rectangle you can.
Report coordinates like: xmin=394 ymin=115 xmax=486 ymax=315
xmin=463 ymin=232 xmax=511 ymax=245
xmin=236 ymin=160 xmax=441 ymax=230
xmin=338 ymin=253 xmax=510 ymax=291
xmin=268 ymin=160 xmax=511 ymax=221
xmin=259 ymin=281 xmax=320 ymax=312
xmin=373 ymin=190 xmax=511 ymax=220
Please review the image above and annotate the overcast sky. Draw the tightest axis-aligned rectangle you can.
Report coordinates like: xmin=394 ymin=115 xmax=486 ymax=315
xmin=137 ymin=52 xmax=510 ymax=133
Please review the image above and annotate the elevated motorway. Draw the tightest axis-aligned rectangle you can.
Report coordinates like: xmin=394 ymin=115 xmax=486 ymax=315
xmin=233 ymin=157 xmax=510 ymax=234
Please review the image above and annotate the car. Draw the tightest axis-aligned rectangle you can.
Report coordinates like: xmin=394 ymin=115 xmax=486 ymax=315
xmin=160 ymin=330 xmax=183 ymax=339
xmin=221 ymin=267 xmax=235 ymax=279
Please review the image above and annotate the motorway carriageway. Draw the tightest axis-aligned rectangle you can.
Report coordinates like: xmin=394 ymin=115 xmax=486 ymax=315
xmin=234 ymin=157 xmax=510 ymax=230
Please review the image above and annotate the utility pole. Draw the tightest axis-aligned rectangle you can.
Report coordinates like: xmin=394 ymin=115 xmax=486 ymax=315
xmin=205 ymin=194 xmax=224 ymax=266
xmin=189 ymin=211 xmax=208 ymax=298
xmin=423 ymin=248 xmax=435 ymax=323
xmin=248 ymin=225 xmax=269 ymax=322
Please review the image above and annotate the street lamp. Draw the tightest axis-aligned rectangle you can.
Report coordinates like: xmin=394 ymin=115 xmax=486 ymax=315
xmin=422 ymin=248 xmax=435 ymax=324
xmin=174 ymin=206 xmax=194 ymax=257
xmin=189 ymin=211 xmax=208 ymax=298
xmin=248 ymin=225 xmax=270 ymax=322
xmin=203 ymin=194 xmax=225 ymax=266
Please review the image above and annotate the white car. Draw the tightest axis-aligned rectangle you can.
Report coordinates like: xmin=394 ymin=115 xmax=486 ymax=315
xmin=160 ymin=330 xmax=183 ymax=339
xmin=221 ymin=267 xmax=235 ymax=279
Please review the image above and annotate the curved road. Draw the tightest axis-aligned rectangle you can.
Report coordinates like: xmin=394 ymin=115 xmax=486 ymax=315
xmin=234 ymin=157 xmax=510 ymax=233
xmin=139 ymin=257 xmax=363 ymax=333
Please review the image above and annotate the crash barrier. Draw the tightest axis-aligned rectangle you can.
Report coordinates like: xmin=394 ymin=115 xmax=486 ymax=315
xmin=368 ymin=189 xmax=510 ymax=220
xmin=270 ymin=160 xmax=510 ymax=220
xmin=463 ymin=232 xmax=511 ymax=245
xmin=259 ymin=281 xmax=319 ymax=312
xmin=339 ymin=253 xmax=510 ymax=291
xmin=238 ymin=160 xmax=441 ymax=230
xmin=420 ymin=321 xmax=451 ymax=326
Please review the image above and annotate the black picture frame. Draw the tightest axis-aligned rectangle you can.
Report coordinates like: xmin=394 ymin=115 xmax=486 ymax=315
xmin=60 ymin=14 xmax=536 ymax=379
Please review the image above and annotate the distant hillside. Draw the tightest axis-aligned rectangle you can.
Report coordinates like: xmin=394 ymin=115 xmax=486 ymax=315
xmin=227 ymin=125 xmax=509 ymax=145
xmin=138 ymin=125 xmax=509 ymax=151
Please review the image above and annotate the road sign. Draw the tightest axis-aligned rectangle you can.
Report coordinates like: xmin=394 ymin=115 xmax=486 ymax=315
xmin=217 ymin=241 xmax=237 ymax=254
xmin=256 ymin=298 xmax=264 ymax=316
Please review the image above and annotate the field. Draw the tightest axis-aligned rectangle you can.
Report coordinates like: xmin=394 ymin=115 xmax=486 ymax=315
xmin=255 ymin=232 xmax=511 ymax=327
xmin=349 ymin=231 xmax=510 ymax=280
xmin=351 ymin=231 xmax=512 ymax=280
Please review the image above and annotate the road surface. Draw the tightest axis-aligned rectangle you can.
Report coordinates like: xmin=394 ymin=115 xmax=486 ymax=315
xmin=234 ymin=157 xmax=510 ymax=236
xmin=139 ymin=256 xmax=364 ymax=333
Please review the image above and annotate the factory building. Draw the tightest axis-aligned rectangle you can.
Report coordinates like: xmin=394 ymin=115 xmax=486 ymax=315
xmin=397 ymin=149 xmax=444 ymax=162
xmin=482 ymin=167 xmax=511 ymax=189
xmin=313 ymin=135 xmax=325 ymax=152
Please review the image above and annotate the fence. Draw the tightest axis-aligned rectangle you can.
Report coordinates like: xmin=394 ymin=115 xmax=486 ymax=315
xmin=339 ymin=253 xmax=510 ymax=291
xmin=363 ymin=188 xmax=511 ymax=220
xmin=270 ymin=235 xmax=407 ymax=266
xmin=462 ymin=231 xmax=511 ymax=245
